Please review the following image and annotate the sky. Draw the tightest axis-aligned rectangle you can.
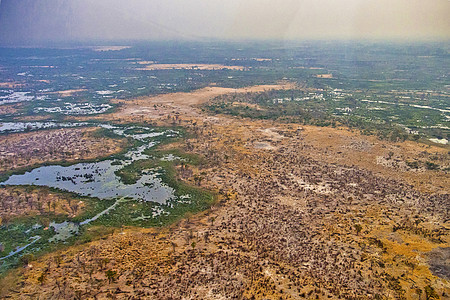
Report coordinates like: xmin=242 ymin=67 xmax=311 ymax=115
xmin=0 ymin=0 xmax=449 ymax=45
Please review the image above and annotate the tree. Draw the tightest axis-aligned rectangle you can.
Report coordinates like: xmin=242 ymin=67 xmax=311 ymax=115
xmin=20 ymin=254 xmax=34 ymax=266
xmin=354 ymin=224 xmax=362 ymax=236
xmin=424 ymin=285 xmax=439 ymax=300
xmin=37 ymin=272 xmax=47 ymax=285
xmin=105 ymin=270 xmax=118 ymax=284
xmin=204 ymin=231 xmax=210 ymax=243
xmin=171 ymin=242 xmax=177 ymax=253
xmin=193 ymin=175 xmax=203 ymax=186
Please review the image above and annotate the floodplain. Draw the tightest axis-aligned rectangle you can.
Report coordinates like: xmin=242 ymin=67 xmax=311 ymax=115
xmin=0 ymin=42 xmax=448 ymax=299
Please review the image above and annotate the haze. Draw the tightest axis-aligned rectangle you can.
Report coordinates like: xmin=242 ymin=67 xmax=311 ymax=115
xmin=0 ymin=0 xmax=449 ymax=45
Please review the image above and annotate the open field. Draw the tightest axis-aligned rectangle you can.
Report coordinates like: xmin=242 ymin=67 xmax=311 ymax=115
xmin=97 ymin=83 xmax=295 ymax=125
xmin=0 ymin=104 xmax=18 ymax=115
xmin=299 ymin=125 xmax=449 ymax=194
xmin=0 ymin=82 xmax=24 ymax=88
xmin=4 ymin=84 xmax=448 ymax=299
xmin=47 ymin=89 xmax=87 ymax=97
xmin=92 ymin=46 xmax=132 ymax=52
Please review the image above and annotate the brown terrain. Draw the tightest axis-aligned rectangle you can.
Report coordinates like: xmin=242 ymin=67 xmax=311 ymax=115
xmin=0 ymin=186 xmax=86 ymax=221
xmin=0 ymin=127 xmax=126 ymax=172
xmin=99 ymin=84 xmax=295 ymax=124
xmin=2 ymin=85 xmax=449 ymax=299
xmin=47 ymin=89 xmax=87 ymax=97
xmin=0 ymin=82 xmax=25 ymax=89
xmin=0 ymin=104 xmax=18 ymax=115
xmin=316 ymin=74 xmax=333 ymax=78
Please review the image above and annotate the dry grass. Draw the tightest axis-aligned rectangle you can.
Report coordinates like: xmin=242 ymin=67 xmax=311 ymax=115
xmin=0 ymin=186 xmax=86 ymax=220
xmin=0 ymin=82 xmax=25 ymax=88
xmin=3 ymin=85 xmax=449 ymax=299
xmin=47 ymin=89 xmax=87 ymax=97
xmin=92 ymin=46 xmax=131 ymax=52
xmin=0 ymin=104 xmax=18 ymax=115
xmin=0 ymin=127 xmax=127 ymax=172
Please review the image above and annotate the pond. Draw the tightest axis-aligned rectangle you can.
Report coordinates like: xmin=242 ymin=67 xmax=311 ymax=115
xmin=2 ymin=123 xmax=179 ymax=203
xmin=0 ymin=122 xmax=187 ymax=266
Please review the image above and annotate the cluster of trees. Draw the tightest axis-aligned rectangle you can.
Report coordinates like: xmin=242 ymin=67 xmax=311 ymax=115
xmin=205 ymin=90 xmax=417 ymax=143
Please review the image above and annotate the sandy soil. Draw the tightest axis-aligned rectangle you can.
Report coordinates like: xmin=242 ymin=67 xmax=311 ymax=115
xmin=108 ymin=84 xmax=295 ymax=122
xmin=0 ymin=82 xmax=25 ymax=88
xmin=0 ymin=104 xmax=18 ymax=115
xmin=316 ymin=74 xmax=333 ymax=78
xmin=299 ymin=125 xmax=449 ymax=194
xmin=47 ymin=89 xmax=87 ymax=97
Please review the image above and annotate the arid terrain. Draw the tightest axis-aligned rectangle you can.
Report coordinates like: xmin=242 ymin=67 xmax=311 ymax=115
xmin=0 ymin=186 xmax=86 ymax=220
xmin=0 ymin=127 xmax=126 ymax=172
xmin=0 ymin=82 xmax=25 ymax=89
xmin=2 ymin=85 xmax=448 ymax=299
xmin=47 ymin=89 xmax=87 ymax=97
xmin=99 ymin=84 xmax=295 ymax=125
xmin=0 ymin=104 xmax=18 ymax=115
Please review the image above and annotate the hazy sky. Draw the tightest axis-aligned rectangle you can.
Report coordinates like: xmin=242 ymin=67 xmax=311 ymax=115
xmin=0 ymin=0 xmax=449 ymax=44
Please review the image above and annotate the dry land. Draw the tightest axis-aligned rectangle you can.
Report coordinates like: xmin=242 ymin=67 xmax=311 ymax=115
xmin=0 ymin=127 xmax=126 ymax=172
xmin=0 ymin=104 xmax=18 ymax=115
xmin=47 ymin=89 xmax=87 ymax=97
xmin=0 ymin=82 xmax=25 ymax=88
xmin=0 ymin=186 xmax=86 ymax=220
xmin=92 ymin=46 xmax=132 ymax=52
xmin=1 ymin=85 xmax=449 ymax=299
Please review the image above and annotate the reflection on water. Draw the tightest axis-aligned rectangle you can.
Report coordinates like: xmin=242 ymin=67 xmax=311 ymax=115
xmin=0 ymin=236 xmax=41 ymax=261
xmin=4 ymin=161 xmax=174 ymax=203
xmin=0 ymin=123 xmax=181 ymax=261
xmin=2 ymin=124 xmax=177 ymax=204
xmin=49 ymin=221 xmax=79 ymax=243
xmin=0 ymin=121 xmax=88 ymax=133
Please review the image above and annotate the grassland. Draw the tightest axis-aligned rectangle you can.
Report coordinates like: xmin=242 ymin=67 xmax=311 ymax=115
xmin=0 ymin=42 xmax=449 ymax=299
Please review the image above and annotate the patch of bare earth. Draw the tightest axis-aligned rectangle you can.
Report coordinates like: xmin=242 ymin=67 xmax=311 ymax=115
xmin=92 ymin=46 xmax=131 ymax=52
xmin=0 ymin=104 xmax=19 ymax=115
xmin=46 ymin=89 xmax=87 ymax=97
xmin=0 ymin=82 xmax=25 ymax=88
xmin=94 ymin=83 xmax=296 ymax=126
xmin=299 ymin=125 xmax=449 ymax=194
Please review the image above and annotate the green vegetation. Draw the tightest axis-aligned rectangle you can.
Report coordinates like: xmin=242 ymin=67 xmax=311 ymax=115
xmin=112 ymin=141 xmax=214 ymax=228
xmin=1 ymin=42 xmax=448 ymax=137
xmin=0 ymin=127 xmax=214 ymax=274
xmin=204 ymin=88 xmax=449 ymax=143
xmin=0 ymin=188 xmax=115 ymax=272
